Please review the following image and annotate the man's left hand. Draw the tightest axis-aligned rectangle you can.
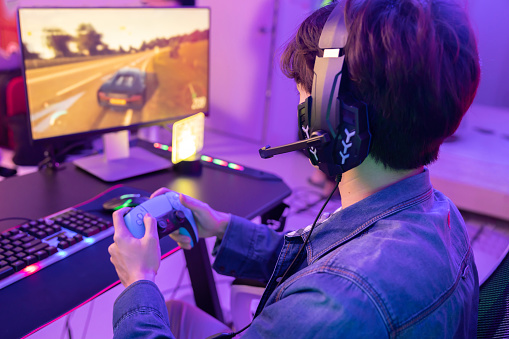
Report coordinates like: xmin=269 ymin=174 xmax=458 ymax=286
xmin=108 ymin=207 xmax=161 ymax=288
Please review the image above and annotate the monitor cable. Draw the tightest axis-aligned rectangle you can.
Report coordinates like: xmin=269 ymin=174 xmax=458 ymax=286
xmin=209 ymin=173 xmax=341 ymax=339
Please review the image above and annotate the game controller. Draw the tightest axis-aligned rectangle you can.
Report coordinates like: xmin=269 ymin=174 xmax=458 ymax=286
xmin=123 ymin=192 xmax=199 ymax=248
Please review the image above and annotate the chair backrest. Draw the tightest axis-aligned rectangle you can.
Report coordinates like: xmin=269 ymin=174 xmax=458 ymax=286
xmin=477 ymin=246 xmax=509 ymax=338
xmin=6 ymin=76 xmax=26 ymax=117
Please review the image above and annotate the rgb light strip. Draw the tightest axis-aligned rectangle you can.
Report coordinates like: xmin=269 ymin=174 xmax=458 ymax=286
xmin=152 ymin=143 xmax=245 ymax=171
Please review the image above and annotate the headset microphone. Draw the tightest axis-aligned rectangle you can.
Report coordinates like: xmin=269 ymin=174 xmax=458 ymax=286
xmin=259 ymin=131 xmax=330 ymax=159
xmin=259 ymin=1 xmax=371 ymax=178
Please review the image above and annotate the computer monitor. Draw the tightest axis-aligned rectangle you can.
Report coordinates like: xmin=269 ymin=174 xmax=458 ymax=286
xmin=17 ymin=6 xmax=209 ymax=181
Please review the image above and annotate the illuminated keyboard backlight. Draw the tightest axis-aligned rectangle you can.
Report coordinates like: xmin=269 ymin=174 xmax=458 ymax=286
xmin=57 ymin=251 xmax=68 ymax=257
xmin=23 ymin=264 xmax=40 ymax=275
xmin=228 ymin=163 xmax=244 ymax=171
xmin=84 ymin=238 xmax=95 ymax=244
xmin=161 ymin=145 xmax=169 ymax=151
xmin=201 ymin=155 xmax=213 ymax=162
xmin=213 ymin=159 xmax=228 ymax=166
xmin=154 ymin=143 xmax=161 ymax=149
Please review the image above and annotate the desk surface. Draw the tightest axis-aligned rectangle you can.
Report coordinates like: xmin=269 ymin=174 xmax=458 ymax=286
xmin=0 ymin=162 xmax=291 ymax=339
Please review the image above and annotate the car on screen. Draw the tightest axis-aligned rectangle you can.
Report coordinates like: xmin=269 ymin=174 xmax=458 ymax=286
xmin=97 ymin=68 xmax=147 ymax=110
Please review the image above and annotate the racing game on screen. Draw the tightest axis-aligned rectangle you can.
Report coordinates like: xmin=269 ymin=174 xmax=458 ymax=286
xmin=18 ymin=8 xmax=209 ymax=140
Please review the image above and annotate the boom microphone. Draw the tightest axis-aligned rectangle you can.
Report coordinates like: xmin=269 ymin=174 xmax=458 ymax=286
xmin=259 ymin=132 xmax=330 ymax=159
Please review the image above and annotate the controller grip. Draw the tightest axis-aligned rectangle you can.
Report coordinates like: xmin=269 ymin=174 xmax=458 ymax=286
xmin=156 ymin=210 xmax=199 ymax=248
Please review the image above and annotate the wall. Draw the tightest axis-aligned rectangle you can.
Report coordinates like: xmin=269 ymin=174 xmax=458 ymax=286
xmin=468 ymin=0 xmax=509 ymax=109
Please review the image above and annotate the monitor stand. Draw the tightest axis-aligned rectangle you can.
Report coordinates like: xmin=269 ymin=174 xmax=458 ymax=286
xmin=73 ymin=130 xmax=172 ymax=182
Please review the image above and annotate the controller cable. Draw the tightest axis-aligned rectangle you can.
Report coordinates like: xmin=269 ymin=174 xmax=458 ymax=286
xmin=209 ymin=173 xmax=341 ymax=339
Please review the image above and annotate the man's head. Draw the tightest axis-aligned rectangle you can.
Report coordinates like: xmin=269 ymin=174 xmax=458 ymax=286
xmin=281 ymin=0 xmax=480 ymax=170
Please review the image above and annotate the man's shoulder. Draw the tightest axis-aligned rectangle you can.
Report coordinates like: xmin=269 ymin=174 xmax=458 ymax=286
xmin=297 ymin=207 xmax=476 ymax=336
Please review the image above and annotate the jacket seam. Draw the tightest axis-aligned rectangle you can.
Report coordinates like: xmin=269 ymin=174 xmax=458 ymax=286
xmin=275 ymin=266 xmax=395 ymax=334
xmin=393 ymin=245 xmax=473 ymax=335
xmin=311 ymin=188 xmax=433 ymax=263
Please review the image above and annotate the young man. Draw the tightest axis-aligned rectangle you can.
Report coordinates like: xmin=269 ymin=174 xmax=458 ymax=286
xmin=108 ymin=0 xmax=480 ymax=337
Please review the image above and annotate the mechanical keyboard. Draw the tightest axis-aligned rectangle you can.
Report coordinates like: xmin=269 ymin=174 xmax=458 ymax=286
xmin=0 ymin=208 xmax=113 ymax=290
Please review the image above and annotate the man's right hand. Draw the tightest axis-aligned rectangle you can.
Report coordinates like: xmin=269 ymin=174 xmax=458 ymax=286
xmin=150 ymin=188 xmax=231 ymax=250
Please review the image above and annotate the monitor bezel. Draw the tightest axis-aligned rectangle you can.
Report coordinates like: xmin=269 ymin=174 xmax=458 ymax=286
xmin=17 ymin=6 xmax=210 ymax=146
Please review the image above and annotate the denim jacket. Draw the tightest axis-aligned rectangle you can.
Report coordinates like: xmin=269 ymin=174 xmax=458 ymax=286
xmin=113 ymin=168 xmax=478 ymax=338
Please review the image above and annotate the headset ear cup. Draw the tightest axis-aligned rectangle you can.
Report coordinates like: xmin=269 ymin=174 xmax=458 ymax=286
xmin=298 ymin=97 xmax=319 ymax=165
xmin=333 ymin=95 xmax=371 ymax=172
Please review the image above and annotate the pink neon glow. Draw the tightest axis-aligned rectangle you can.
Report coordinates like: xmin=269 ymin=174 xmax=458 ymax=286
xmin=21 ymin=246 xmax=182 ymax=338
xmin=23 ymin=264 xmax=40 ymax=275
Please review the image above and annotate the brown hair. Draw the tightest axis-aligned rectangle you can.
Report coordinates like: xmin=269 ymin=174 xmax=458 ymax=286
xmin=281 ymin=0 xmax=480 ymax=170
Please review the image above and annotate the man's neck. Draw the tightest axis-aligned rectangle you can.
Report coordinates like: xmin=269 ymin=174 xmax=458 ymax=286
xmin=339 ymin=156 xmax=423 ymax=209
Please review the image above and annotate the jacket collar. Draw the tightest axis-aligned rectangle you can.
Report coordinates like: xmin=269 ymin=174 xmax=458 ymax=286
xmin=286 ymin=168 xmax=433 ymax=264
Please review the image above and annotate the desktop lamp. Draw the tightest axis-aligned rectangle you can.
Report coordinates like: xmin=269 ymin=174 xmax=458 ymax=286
xmin=171 ymin=112 xmax=205 ymax=174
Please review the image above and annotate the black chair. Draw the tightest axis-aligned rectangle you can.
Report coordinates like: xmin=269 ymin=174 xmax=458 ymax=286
xmin=477 ymin=247 xmax=509 ymax=338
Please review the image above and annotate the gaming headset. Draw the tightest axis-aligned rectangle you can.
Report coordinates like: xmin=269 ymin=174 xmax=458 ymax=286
xmin=211 ymin=3 xmax=373 ymax=338
xmin=259 ymin=1 xmax=371 ymax=178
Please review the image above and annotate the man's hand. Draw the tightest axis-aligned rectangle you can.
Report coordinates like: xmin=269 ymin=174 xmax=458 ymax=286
xmin=108 ymin=207 xmax=161 ymax=287
xmin=151 ymin=188 xmax=231 ymax=250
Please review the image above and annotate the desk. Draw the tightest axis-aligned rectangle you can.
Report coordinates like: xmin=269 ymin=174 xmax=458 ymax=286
xmin=0 ymin=162 xmax=291 ymax=339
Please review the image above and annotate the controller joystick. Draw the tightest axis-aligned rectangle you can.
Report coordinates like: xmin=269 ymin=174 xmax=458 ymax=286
xmin=123 ymin=192 xmax=199 ymax=248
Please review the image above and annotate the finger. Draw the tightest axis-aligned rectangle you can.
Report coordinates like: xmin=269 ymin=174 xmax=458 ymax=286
xmin=143 ymin=213 xmax=158 ymax=240
xmin=169 ymin=232 xmax=191 ymax=244
xmin=179 ymin=194 xmax=205 ymax=212
xmin=112 ymin=207 xmax=132 ymax=238
xmin=150 ymin=187 xmax=171 ymax=199
xmin=108 ymin=243 xmax=116 ymax=255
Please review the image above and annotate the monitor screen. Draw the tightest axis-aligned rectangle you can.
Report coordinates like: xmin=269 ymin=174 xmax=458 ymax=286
xmin=18 ymin=7 xmax=209 ymax=142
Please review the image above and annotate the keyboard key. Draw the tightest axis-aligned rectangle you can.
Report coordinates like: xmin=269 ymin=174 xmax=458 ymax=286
xmin=0 ymin=254 xmax=3 ymax=260
xmin=23 ymin=255 xmax=37 ymax=265
xmin=5 ymin=256 xmax=18 ymax=263
xmin=1 ymin=239 xmax=10 ymax=245
xmin=25 ymin=243 xmax=49 ymax=255
xmin=20 ymin=235 xmax=35 ymax=244
xmin=0 ymin=260 xmax=8 ymax=267
xmin=57 ymin=234 xmax=68 ymax=242
xmin=0 ymin=266 xmax=14 ymax=279
xmin=3 ymin=251 xmax=14 ymax=257
xmin=35 ymin=231 xmax=47 ymax=239
xmin=73 ymin=234 xmax=83 ymax=243
xmin=3 ymin=244 xmax=13 ymax=250
xmin=52 ymin=225 xmax=62 ymax=232
xmin=83 ymin=227 xmax=100 ymax=237
xmin=27 ymin=227 xmax=39 ymax=235
xmin=34 ymin=250 xmax=48 ymax=260
xmin=11 ymin=260 xmax=26 ymax=272
xmin=22 ymin=239 xmax=42 ymax=249
xmin=57 ymin=241 xmax=70 ymax=249
xmin=12 ymin=240 xmax=23 ymax=246
xmin=20 ymin=224 xmax=31 ymax=232
xmin=9 ymin=232 xmax=25 ymax=241
xmin=67 ymin=237 xmax=77 ymax=246
xmin=15 ymin=252 xmax=27 ymax=259
xmin=46 ymin=246 xmax=58 ymax=256
xmin=12 ymin=247 xmax=24 ymax=253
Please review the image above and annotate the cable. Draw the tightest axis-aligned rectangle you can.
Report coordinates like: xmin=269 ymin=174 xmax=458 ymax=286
xmin=81 ymin=300 xmax=95 ymax=339
xmin=169 ymin=265 xmax=188 ymax=301
xmin=60 ymin=312 xmax=74 ymax=339
xmin=212 ymin=174 xmax=342 ymax=339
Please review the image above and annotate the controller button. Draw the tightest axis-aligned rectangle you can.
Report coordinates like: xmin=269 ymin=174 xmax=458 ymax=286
xmin=137 ymin=213 xmax=144 ymax=219
xmin=157 ymin=220 xmax=166 ymax=228
xmin=175 ymin=210 xmax=186 ymax=223
xmin=136 ymin=220 xmax=143 ymax=225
